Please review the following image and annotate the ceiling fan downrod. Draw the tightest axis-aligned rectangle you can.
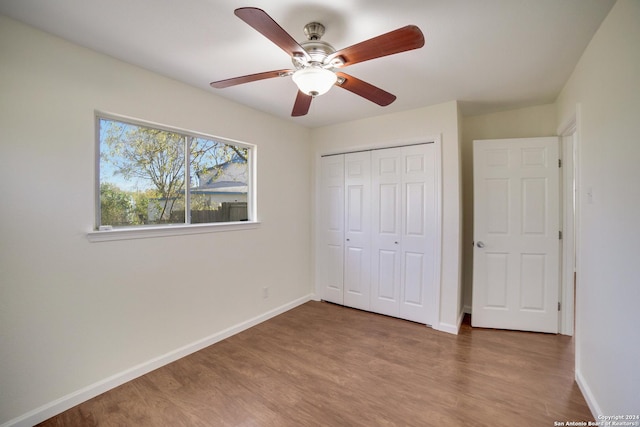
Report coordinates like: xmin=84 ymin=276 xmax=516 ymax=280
xmin=303 ymin=22 xmax=325 ymax=41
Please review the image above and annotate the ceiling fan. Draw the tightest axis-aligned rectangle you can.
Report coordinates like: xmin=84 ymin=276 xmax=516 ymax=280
xmin=210 ymin=7 xmax=425 ymax=117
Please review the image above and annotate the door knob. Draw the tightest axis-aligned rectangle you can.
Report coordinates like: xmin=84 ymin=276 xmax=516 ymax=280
xmin=476 ymin=241 xmax=485 ymax=248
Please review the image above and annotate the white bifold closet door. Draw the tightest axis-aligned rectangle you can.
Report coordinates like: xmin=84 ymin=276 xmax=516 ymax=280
xmin=318 ymin=143 xmax=438 ymax=325
xmin=319 ymin=154 xmax=345 ymax=305
xmin=343 ymin=151 xmax=372 ymax=310
xmin=370 ymin=145 xmax=438 ymax=325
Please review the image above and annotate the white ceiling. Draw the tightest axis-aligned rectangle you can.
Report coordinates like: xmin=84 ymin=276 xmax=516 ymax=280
xmin=0 ymin=0 xmax=615 ymax=128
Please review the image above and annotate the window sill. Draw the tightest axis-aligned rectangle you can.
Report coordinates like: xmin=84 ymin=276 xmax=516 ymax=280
xmin=87 ymin=221 xmax=260 ymax=242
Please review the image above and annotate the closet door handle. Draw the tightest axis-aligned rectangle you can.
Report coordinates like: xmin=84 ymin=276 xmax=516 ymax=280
xmin=394 ymin=241 xmax=399 ymax=244
xmin=346 ymin=238 xmax=350 ymax=242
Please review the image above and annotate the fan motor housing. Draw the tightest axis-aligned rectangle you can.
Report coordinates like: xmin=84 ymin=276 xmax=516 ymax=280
xmin=292 ymin=22 xmax=336 ymax=68
xmin=299 ymin=40 xmax=335 ymax=65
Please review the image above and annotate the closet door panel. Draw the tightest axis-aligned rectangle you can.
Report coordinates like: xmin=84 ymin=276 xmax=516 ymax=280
xmin=379 ymin=184 xmax=398 ymax=233
xmin=400 ymin=144 xmax=438 ymax=325
xmin=403 ymin=251 xmax=425 ymax=305
xmin=345 ymin=246 xmax=366 ymax=296
xmin=405 ymin=182 xmax=426 ymax=236
xmin=371 ymin=148 xmax=402 ymax=316
xmin=377 ymin=249 xmax=398 ymax=300
xmin=343 ymin=152 xmax=371 ymax=310
xmin=319 ymin=155 xmax=345 ymax=304
xmin=346 ymin=185 xmax=365 ymax=232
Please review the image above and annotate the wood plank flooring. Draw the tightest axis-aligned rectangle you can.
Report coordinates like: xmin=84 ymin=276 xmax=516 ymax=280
xmin=38 ymin=301 xmax=593 ymax=426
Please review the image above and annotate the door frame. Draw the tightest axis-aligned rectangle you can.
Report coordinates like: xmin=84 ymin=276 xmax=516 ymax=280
xmin=313 ymin=136 xmax=443 ymax=329
xmin=558 ymin=109 xmax=580 ymax=337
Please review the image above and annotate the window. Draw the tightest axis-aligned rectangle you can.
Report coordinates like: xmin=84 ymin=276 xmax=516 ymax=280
xmin=96 ymin=114 xmax=254 ymax=232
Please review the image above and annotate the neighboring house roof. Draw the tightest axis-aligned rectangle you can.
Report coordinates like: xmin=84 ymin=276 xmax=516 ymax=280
xmin=191 ymin=157 xmax=247 ymax=195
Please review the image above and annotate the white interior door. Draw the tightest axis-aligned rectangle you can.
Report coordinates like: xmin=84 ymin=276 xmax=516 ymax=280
xmin=472 ymin=137 xmax=560 ymax=333
xmin=343 ymin=152 xmax=371 ymax=310
xmin=319 ymin=155 xmax=344 ymax=304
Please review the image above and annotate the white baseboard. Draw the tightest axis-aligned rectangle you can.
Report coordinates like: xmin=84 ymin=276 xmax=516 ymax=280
xmin=463 ymin=304 xmax=472 ymax=314
xmin=434 ymin=310 xmax=464 ymax=335
xmin=1 ymin=294 xmax=313 ymax=427
xmin=434 ymin=322 xmax=458 ymax=335
xmin=575 ymin=368 xmax=601 ymax=420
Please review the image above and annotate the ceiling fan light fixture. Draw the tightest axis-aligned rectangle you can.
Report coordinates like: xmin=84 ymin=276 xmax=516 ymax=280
xmin=292 ymin=67 xmax=337 ymax=97
xmin=211 ymin=8 xmax=425 ymax=117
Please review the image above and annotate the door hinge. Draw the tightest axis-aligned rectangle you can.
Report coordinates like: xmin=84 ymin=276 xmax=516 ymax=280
xmin=558 ymin=302 xmax=561 ymax=311
xmin=558 ymin=159 xmax=562 ymax=168
xmin=559 ymin=230 xmax=563 ymax=240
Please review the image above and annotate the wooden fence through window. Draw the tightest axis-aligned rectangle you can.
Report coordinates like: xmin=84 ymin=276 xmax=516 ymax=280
xmin=169 ymin=202 xmax=248 ymax=223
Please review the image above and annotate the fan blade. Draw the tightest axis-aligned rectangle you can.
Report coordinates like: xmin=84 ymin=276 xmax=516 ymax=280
xmin=328 ymin=25 xmax=424 ymax=67
xmin=235 ymin=7 xmax=310 ymax=60
xmin=210 ymin=69 xmax=292 ymax=89
xmin=335 ymin=72 xmax=396 ymax=106
xmin=292 ymin=90 xmax=313 ymax=117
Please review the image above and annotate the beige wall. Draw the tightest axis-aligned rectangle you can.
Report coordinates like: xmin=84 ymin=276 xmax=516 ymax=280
xmin=311 ymin=101 xmax=463 ymax=332
xmin=0 ymin=16 xmax=312 ymax=424
xmin=460 ymin=104 xmax=557 ymax=310
xmin=555 ymin=0 xmax=640 ymax=415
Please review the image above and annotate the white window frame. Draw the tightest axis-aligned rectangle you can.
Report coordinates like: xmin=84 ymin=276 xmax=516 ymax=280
xmin=88 ymin=111 xmax=258 ymax=242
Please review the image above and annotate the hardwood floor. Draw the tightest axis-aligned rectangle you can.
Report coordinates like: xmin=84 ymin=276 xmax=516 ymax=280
xmin=38 ymin=301 xmax=593 ymax=426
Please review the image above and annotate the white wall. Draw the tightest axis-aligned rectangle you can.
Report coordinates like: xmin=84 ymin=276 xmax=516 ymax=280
xmin=556 ymin=0 xmax=640 ymax=415
xmin=311 ymin=101 xmax=463 ymax=332
xmin=460 ymin=104 xmax=558 ymax=312
xmin=0 ymin=16 xmax=312 ymax=425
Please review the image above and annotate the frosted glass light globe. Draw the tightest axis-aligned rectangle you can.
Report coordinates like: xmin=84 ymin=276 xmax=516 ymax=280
xmin=292 ymin=67 xmax=337 ymax=97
